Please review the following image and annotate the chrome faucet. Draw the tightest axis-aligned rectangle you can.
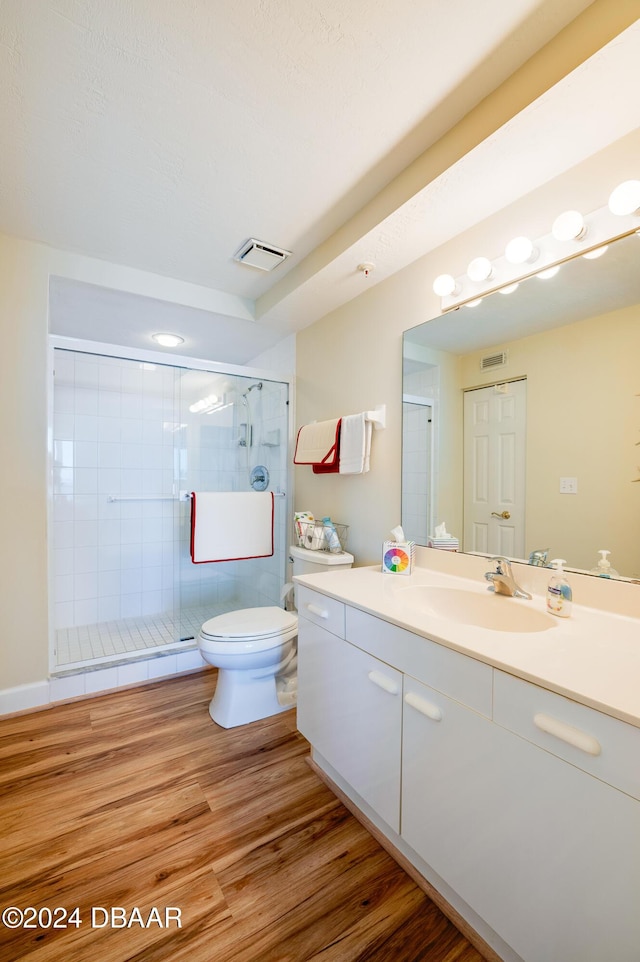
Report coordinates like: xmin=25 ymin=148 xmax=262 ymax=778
xmin=528 ymin=548 xmax=549 ymax=567
xmin=485 ymin=557 xmax=532 ymax=599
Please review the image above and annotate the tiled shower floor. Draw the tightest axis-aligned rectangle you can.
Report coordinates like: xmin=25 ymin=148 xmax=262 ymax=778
xmin=54 ymin=604 xmax=228 ymax=668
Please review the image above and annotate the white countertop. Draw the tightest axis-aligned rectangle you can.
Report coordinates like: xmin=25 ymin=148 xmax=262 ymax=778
xmin=294 ymin=564 xmax=640 ymax=728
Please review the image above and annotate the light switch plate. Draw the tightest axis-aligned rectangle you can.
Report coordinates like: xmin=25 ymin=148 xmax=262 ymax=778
xmin=559 ymin=477 xmax=578 ymax=494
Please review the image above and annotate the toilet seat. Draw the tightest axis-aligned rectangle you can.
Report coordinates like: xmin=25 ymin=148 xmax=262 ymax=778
xmin=200 ymin=606 xmax=297 ymax=642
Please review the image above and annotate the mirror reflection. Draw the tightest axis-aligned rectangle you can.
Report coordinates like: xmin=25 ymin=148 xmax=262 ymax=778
xmin=402 ymin=231 xmax=640 ymax=581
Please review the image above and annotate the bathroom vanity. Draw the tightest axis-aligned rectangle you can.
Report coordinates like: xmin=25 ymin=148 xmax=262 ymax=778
xmin=294 ymin=562 xmax=640 ymax=962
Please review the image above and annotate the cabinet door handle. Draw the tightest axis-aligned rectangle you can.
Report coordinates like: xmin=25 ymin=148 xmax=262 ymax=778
xmin=404 ymin=691 xmax=442 ymax=721
xmin=533 ymin=712 xmax=601 ymax=756
xmin=305 ymin=602 xmax=329 ymax=619
xmin=367 ymin=670 xmax=399 ymax=695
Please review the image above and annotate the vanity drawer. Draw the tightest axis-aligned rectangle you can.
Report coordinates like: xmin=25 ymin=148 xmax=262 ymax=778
xmin=296 ymin=586 xmax=345 ymax=638
xmin=346 ymin=607 xmax=492 ymax=717
xmin=494 ymin=671 xmax=640 ymax=800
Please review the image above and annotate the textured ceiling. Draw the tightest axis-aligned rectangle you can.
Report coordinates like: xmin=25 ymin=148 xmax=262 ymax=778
xmin=1 ymin=0 xmax=637 ymax=360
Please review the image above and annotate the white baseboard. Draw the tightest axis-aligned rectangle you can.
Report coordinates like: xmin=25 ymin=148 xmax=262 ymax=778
xmin=0 ymin=648 xmax=207 ymax=717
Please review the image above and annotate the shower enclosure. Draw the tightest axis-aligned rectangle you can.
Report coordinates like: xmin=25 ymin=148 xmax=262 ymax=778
xmin=49 ymin=340 xmax=291 ymax=671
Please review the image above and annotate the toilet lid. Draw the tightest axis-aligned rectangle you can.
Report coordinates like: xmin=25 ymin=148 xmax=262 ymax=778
xmin=200 ymin=606 xmax=297 ymax=641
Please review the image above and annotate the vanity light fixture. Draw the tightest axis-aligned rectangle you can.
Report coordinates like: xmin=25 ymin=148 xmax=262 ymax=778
xmin=152 ymin=333 xmax=184 ymax=348
xmin=433 ymin=274 xmax=460 ymax=297
xmin=537 ymin=265 xmax=562 ymax=279
xmin=608 ymin=180 xmax=640 ymax=216
xmin=504 ymin=236 xmax=538 ymax=265
xmin=466 ymin=257 xmax=493 ymax=282
xmin=582 ymin=245 xmax=609 ymax=260
xmin=552 ymin=210 xmax=586 ymax=242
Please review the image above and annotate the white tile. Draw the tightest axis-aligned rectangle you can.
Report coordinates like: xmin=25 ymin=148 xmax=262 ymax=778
xmin=50 ymin=674 xmax=86 ymax=702
xmin=117 ymin=661 xmax=149 ymax=686
xmin=75 ymin=468 xmax=98 ymax=494
xmin=98 ymin=595 xmax=121 ymax=621
xmin=75 ymin=571 xmax=99 ymax=600
xmin=53 ymin=412 xmax=75 ymax=441
xmin=176 ymin=650 xmax=206 ymax=672
xmin=98 ymin=569 xmax=121 ymax=596
xmin=98 ymin=519 xmax=121 ymax=546
xmin=74 ymin=494 xmax=99 ymax=522
xmin=121 ymin=594 xmax=142 ymax=618
xmin=120 ymin=543 xmax=143 ymax=568
xmin=120 ymin=419 xmax=143 ymax=444
xmin=84 ymin=667 xmax=119 ymax=695
xmin=74 ymin=387 xmax=99 ymax=415
xmin=98 ymin=417 xmax=121 ymax=443
xmin=74 ymin=441 xmax=98 ymax=468
xmin=74 ymin=598 xmax=98 ymax=624
xmin=98 ymin=544 xmax=121 ymax=570
xmin=54 ymin=494 xmax=75 ymax=522
xmin=99 ymin=393 xmax=121 ymax=418
xmin=55 ymin=574 xmax=74 ymax=603
xmin=75 ymin=415 xmax=99 ymax=442
xmin=54 ymin=601 xmax=75 ymax=629
xmin=147 ymin=655 xmax=177 ymax=679
xmin=98 ymin=442 xmax=122 ymax=469
xmin=54 ymin=522 xmax=74 ymax=549
xmin=74 ymin=520 xmax=98 ymax=547
xmin=74 ymin=545 xmax=98 ymax=572
xmin=97 ymin=467 xmax=121 ymax=495
xmin=141 ymin=590 xmax=163 ymax=615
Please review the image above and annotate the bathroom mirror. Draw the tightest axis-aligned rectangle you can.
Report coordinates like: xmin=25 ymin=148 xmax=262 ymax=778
xmin=402 ymin=230 xmax=640 ymax=581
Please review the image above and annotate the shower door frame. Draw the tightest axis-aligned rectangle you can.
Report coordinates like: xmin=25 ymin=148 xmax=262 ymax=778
xmin=47 ymin=334 xmax=295 ymax=676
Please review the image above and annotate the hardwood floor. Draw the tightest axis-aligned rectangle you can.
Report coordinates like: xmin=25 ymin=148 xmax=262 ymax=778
xmin=0 ymin=670 xmax=486 ymax=962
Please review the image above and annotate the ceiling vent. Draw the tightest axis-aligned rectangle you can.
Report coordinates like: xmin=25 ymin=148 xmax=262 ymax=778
xmin=480 ymin=350 xmax=508 ymax=371
xmin=233 ymin=238 xmax=292 ymax=272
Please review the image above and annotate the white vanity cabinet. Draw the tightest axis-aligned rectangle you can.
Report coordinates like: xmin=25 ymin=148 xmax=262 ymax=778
xmin=402 ymin=674 xmax=640 ymax=962
xmin=296 ymin=581 xmax=640 ymax=962
xmin=296 ymin=586 xmax=402 ymax=832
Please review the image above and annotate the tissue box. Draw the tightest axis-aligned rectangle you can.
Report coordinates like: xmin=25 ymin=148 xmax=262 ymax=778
xmin=382 ymin=540 xmax=415 ymax=575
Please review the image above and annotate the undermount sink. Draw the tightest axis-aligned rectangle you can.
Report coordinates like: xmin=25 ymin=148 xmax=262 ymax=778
xmin=396 ymin=585 xmax=557 ymax=633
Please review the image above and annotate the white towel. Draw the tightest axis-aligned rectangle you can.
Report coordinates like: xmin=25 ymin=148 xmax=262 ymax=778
xmin=339 ymin=413 xmax=372 ymax=474
xmin=293 ymin=418 xmax=340 ymax=466
xmin=190 ymin=491 xmax=274 ymax=563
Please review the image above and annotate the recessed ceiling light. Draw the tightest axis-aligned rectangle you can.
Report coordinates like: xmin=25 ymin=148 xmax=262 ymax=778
xmin=152 ymin=333 xmax=184 ymax=348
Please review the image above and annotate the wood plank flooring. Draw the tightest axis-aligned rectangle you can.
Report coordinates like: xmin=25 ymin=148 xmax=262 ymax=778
xmin=0 ymin=670 xmax=486 ymax=962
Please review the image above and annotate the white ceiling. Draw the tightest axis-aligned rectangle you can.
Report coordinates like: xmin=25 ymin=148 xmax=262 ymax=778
xmin=2 ymin=0 xmax=639 ymax=361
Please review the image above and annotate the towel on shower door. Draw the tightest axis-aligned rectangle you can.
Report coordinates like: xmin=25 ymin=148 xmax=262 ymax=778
xmin=339 ymin=413 xmax=372 ymax=474
xmin=190 ymin=491 xmax=274 ymax=563
xmin=293 ymin=418 xmax=341 ymax=468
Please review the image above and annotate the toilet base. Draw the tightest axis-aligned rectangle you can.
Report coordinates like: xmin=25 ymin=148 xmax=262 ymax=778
xmin=209 ymin=667 xmax=294 ymax=729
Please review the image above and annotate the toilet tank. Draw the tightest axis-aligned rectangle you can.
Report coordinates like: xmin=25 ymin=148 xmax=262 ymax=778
xmin=289 ymin=544 xmax=354 ymax=577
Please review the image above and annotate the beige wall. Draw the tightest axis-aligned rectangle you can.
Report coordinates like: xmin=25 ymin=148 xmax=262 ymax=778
xmin=459 ymin=304 xmax=640 ymax=576
xmin=0 ymin=237 xmax=51 ymax=688
xmin=295 ymin=129 xmax=640 ymax=567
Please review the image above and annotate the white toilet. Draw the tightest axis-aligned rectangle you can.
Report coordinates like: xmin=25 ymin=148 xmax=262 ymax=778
xmin=198 ymin=545 xmax=354 ymax=728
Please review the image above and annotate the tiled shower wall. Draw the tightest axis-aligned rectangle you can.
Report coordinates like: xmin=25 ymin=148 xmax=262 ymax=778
xmin=402 ymin=364 xmax=439 ymax=545
xmin=52 ymin=350 xmax=289 ymax=659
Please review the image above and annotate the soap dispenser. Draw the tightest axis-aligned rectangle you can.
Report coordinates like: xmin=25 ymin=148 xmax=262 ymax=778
xmin=546 ymin=559 xmax=572 ymax=618
xmin=589 ymin=550 xmax=620 ymax=579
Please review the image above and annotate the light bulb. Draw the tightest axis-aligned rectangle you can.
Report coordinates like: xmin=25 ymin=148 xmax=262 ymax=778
xmin=498 ymin=283 xmax=519 ymax=295
xmin=433 ymin=274 xmax=458 ymax=297
xmin=582 ymin=245 xmax=608 ymax=260
xmin=152 ymin=333 xmax=184 ymax=348
xmin=504 ymin=236 xmax=538 ymax=265
xmin=537 ymin=265 xmax=561 ymax=279
xmin=465 ymin=298 xmax=483 ymax=308
xmin=466 ymin=257 xmax=493 ymax=282
xmin=608 ymin=180 xmax=640 ymax=216
xmin=552 ymin=210 xmax=586 ymax=242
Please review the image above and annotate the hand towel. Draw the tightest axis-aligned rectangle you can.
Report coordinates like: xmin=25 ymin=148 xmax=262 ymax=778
xmin=339 ymin=413 xmax=372 ymax=474
xmin=294 ymin=418 xmax=341 ymax=467
xmin=190 ymin=491 xmax=274 ymax=563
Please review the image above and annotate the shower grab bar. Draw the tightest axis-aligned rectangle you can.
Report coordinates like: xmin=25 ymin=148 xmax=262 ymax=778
xmin=108 ymin=491 xmax=286 ymax=502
